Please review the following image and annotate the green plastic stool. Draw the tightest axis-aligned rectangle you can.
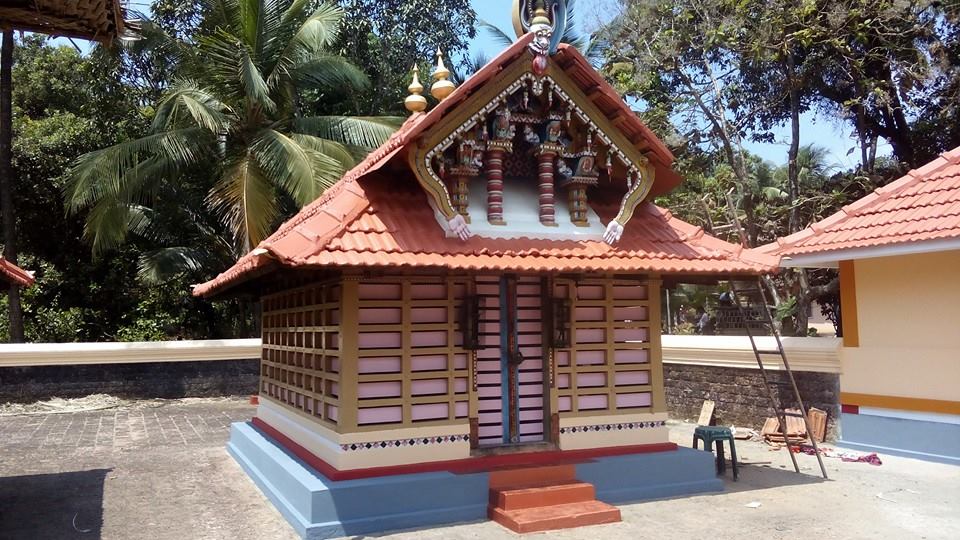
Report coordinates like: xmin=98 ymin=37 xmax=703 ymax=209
xmin=693 ymin=425 xmax=739 ymax=480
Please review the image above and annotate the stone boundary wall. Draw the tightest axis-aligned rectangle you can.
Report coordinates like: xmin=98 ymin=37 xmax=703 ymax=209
xmin=0 ymin=360 xmax=260 ymax=403
xmin=662 ymin=335 xmax=842 ymax=439
xmin=0 ymin=339 xmax=261 ymax=403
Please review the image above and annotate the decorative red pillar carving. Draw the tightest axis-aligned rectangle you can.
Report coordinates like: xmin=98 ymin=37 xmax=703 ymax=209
xmin=536 ymin=143 xmax=563 ymax=226
xmin=485 ymin=141 xmax=511 ymax=225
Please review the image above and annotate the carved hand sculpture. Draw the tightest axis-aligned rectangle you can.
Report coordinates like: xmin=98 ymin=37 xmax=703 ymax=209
xmin=448 ymin=214 xmax=471 ymax=241
xmin=603 ymin=221 xmax=624 ymax=245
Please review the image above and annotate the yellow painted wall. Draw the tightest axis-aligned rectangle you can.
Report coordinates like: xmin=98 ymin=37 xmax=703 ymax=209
xmin=841 ymin=250 xmax=960 ymax=404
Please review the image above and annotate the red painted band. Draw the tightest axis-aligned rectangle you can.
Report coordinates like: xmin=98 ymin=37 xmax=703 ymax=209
xmin=251 ymin=417 xmax=677 ymax=482
xmin=841 ymin=404 xmax=860 ymax=415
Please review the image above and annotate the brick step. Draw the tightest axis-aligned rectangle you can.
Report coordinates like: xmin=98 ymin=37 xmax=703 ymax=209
xmin=488 ymin=464 xmax=576 ymax=489
xmin=490 ymin=480 xmax=595 ymax=510
xmin=489 ymin=500 xmax=622 ymax=533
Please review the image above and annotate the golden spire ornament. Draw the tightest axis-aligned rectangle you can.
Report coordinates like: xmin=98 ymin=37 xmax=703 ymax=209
xmin=531 ymin=0 xmax=551 ymax=26
xmin=430 ymin=47 xmax=456 ymax=101
xmin=404 ymin=63 xmax=428 ymax=113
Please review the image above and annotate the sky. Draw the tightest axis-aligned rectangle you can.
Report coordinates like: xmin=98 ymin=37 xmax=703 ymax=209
xmin=51 ymin=0 xmax=886 ymax=170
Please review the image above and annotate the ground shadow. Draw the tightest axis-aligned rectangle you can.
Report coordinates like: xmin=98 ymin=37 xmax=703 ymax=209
xmin=0 ymin=468 xmax=110 ymax=540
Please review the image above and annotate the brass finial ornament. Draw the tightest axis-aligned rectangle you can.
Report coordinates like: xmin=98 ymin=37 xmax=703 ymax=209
xmin=404 ymin=64 xmax=427 ymax=113
xmin=531 ymin=1 xmax=551 ymax=26
xmin=431 ymin=47 xmax=456 ymax=101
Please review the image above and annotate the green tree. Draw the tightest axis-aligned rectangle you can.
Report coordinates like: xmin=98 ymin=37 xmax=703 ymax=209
xmin=65 ymin=0 xmax=402 ymax=257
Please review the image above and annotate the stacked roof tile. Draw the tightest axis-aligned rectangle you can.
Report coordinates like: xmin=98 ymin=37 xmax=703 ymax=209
xmin=0 ymin=258 xmax=34 ymax=288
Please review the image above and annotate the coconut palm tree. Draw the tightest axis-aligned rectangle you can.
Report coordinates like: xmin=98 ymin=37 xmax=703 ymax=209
xmin=65 ymin=0 xmax=402 ymax=258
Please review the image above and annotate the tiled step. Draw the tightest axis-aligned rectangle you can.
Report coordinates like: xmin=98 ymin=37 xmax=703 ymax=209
xmin=489 ymin=500 xmax=622 ymax=533
xmin=488 ymin=464 xmax=576 ymax=489
xmin=490 ymin=480 xmax=595 ymax=510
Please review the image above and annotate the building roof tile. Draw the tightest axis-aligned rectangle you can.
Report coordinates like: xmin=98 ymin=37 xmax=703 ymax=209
xmin=756 ymin=146 xmax=960 ymax=259
xmin=0 ymin=258 xmax=34 ymax=288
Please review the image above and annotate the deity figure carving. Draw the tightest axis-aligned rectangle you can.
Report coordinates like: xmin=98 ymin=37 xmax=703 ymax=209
xmin=492 ymin=105 xmax=515 ymax=140
xmin=545 ymin=121 xmax=563 ymax=143
xmin=575 ymin=155 xmax=598 ymax=177
xmin=524 ymin=124 xmax=541 ymax=144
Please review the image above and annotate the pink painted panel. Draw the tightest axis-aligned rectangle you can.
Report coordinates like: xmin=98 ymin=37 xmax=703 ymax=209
xmin=329 ymin=310 xmax=341 ymax=325
xmin=577 ymin=285 xmax=605 ymax=300
xmin=478 ymin=386 xmax=502 ymax=398
xmin=575 ymin=350 xmax=606 ymax=366
xmin=578 ymin=394 xmax=609 ymax=410
xmin=517 ymin=321 xmax=542 ymax=333
xmin=357 ymin=406 xmax=402 ymax=425
xmin=616 ymin=392 xmax=653 ymax=408
xmin=519 ymin=422 xmax=544 ymax=435
xmin=328 ymin=358 xmax=341 ymax=373
xmin=411 ymin=283 xmax=446 ymax=300
xmin=479 ymin=321 xmax=500 ymax=334
xmin=479 ymin=411 xmax=503 ymax=423
xmin=325 ymin=404 xmax=338 ymax=422
xmin=358 ymin=283 xmax=401 ymax=300
xmin=476 ymin=347 xmax=501 ymax=359
xmin=412 ymin=403 xmax=449 ymax=421
xmin=476 ymin=283 xmax=500 ymax=295
xmin=576 ymin=328 xmax=606 ymax=343
xmin=613 ymin=285 xmax=647 ymax=300
xmin=517 ymin=358 xmax=543 ymax=370
xmin=519 ymin=371 xmax=544 ymax=383
xmin=328 ymin=334 xmax=339 ymax=349
xmin=519 ymin=409 xmax=544 ymax=421
xmin=518 ymin=434 xmax=544 ymax=443
xmin=558 ymin=396 xmax=572 ymax=412
xmin=518 ymin=333 xmax=541 ymax=345
xmin=521 ymin=396 xmax=544 ymax=408
xmin=519 ymin=384 xmax=544 ymax=397
xmin=453 ymin=354 xmax=468 ymax=369
xmin=479 ymin=425 xmax=503 ymax=437
xmin=615 ymin=328 xmax=649 ymax=343
xmin=453 ymin=331 xmax=464 ymax=347
xmin=577 ymin=372 xmax=608 ymax=388
xmin=411 ymin=355 xmax=446 ymax=371
xmin=517 ymin=283 xmax=541 ymax=295
xmin=557 ymin=373 xmax=570 ymax=389
xmin=614 ymin=370 xmax=650 ymax=386
xmin=480 ymin=333 xmax=501 ymax=347
xmin=477 ymin=373 xmax=502 ymax=385
xmin=475 ymin=359 xmax=501 ymax=371
xmin=411 ymin=331 xmax=447 ymax=348
xmin=411 ymin=307 xmax=447 ymax=323
xmin=574 ymin=306 xmax=605 ymax=322
xmin=454 ymin=378 xmax=468 ymax=393
xmin=517 ymin=296 xmax=541 ymax=308
xmin=481 ymin=296 xmax=500 ymax=308
xmin=359 ymin=307 xmax=401 ymax=324
xmin=556 ymin=351 xmax=570 ymax=366
xmin=358 ymin=381 xmax=402 ymax=399
xmin=452 ymin=283 xmax=466 ymax=299
xmin=328 ymin=382 xmax=340 ymax=397
xmin=358 ymin=356 xmax=401 ymax=374
xmin=455 ymin=401 xmax=468 ymax=418
xmin=614 ymin=349 xmax=650 ymax=364
xmin=517 ymin=311 xmax=541 ymax=323
xmin=613 ymin=305 xmax=648 ymax=322
xmin=411 ymin=378 xmax=448 ymax=396
xmin=358 ymin=332 xmax=401 ymax=349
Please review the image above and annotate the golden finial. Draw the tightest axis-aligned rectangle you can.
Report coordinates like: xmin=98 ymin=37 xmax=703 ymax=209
xmin=430 ymin=47 xmax=456 ymax=101
xmin=404 ymin=63 xmax=427 ymax=113
xmin=531 ymin=0 xmax=551 ymax=26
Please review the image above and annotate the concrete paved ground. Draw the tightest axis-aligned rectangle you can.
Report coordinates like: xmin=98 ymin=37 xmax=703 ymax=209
xmin=0 ymin=396 xmax=957 ymax=540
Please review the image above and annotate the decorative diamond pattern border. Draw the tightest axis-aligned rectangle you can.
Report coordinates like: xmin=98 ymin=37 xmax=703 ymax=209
xmin=341 ymin=434 xmax=470 ymax=452
xmin=559 ymin=420 xmax=667 ymax=435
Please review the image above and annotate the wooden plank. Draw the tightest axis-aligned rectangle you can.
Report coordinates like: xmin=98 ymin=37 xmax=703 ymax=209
xmin=697 ymin=400 xmax=715 ymax=426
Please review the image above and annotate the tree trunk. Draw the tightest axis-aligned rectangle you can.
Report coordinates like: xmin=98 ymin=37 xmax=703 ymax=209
xmin=0 ymin=30 xmax=23 ymax=343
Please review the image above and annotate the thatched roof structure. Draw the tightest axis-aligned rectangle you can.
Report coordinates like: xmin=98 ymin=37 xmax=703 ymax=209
xmin=0 ymin=0 xmax=125 ymax=41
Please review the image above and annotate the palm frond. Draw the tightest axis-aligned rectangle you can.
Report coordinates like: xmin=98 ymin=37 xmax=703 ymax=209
xmin=251 ymin=129 xmax=326 ymax=206
xmin=294 ymin=115 xmax=402 ymax=149
xmin=152 ymin=80 xmax=234 ymax=133
xmin=291 ymin=53 xmax=369 ymax=92
xmin=240 ymin=47 xmax=277 ymax=112
xmin=138 ymin=246 xmax=212 ymax=284
xmin=289 ymin=133 xmax=356 ymax=170
xmin=479 ymin=19 xmax=515 ymax=48
xmin=207 ymin=151 xmax=278 ymax=250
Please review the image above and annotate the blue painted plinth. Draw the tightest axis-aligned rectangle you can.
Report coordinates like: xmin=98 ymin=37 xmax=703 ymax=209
xmin=227 ymin=422 xmax=490 ymax=539
xmin=578 ymin=447 xmax=724 ymax=503
xmin=839 ymin=413 xmax=960 ymax=466
xmin=228 ymin=421 xmax=726 ymax=539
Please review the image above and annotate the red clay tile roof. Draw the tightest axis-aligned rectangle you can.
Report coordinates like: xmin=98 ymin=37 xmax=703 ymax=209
xmin=194 ymin=175 xmax=776 ymax=297
xmin=193 ymin=36 xmax=774 ymax=298
xmin=757 ymin=146 xmax=960 ymax=259
xmin=0 ymin=258 xmax=34 ymax=287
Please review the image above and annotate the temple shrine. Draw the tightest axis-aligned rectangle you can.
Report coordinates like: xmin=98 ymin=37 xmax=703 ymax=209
xmin=195 ymin=2 xmax=776 ymax=537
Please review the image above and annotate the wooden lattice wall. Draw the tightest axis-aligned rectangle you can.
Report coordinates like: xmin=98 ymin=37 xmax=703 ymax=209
xmin=554 ymin=277 xmax=664 ymax=417
xmin=260 ymin=278 xmax=342 ymax=429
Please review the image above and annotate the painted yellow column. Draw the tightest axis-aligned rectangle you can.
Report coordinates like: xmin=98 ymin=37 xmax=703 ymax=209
xmin=839 ymin=260 xmax=859 ymax=347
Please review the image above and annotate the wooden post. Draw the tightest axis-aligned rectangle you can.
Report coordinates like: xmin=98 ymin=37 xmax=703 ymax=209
xmin=485 ymin=142 xmax=510 ymax=225
xmin=337 ymin=276 xmax=361 ymax=431
xmin=648 ymin=276 xmax=666 ymax=413
xmin=536 ymin=145 xmax=561 ymax=226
